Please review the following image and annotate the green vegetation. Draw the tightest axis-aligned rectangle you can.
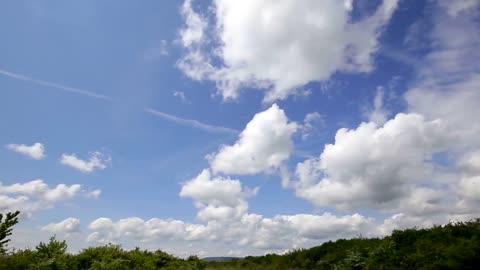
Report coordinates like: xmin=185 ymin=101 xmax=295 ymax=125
xmin=0 ymin=210 xmax=20 ymax=254
xmin=207 ymin=219 xmax=480 ymax=270
xmin=0 ymin=236 xmax=207 ymax=270
xmin=1 ymin=211 xmax=479 ymax=269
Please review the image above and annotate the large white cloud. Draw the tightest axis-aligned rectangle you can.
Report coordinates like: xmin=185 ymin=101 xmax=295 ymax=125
xmin=60 ymin=151 xmax=111 ymax=174
xmin=87 ymin=211 xmax=374 ymax=253
xmin=6 ymin=142 xmax=46 ymax=160
xmin=294 ymin=113 xmax=452 ymax=210
xmin=178 ymin=0 xmax=399 ymax=101
xmin=292 ymin=0 xmax=480 ymax=231
xmin=209 ymin=104 xmax=298 ymax=175
xmin=88 ymin=166 xmax=375 ymax=253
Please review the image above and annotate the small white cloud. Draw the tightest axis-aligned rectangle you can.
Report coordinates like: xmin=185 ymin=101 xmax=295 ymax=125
xmin=41 ymin=217 xmax=81 ymax=235
xmin=173 ymin=91 xmax=188 ymax=103
xmin=209 ymin=104 xmax=298 ymax=175
xmin=60 ymin=151 xmax=111 ymax=173
xmin=301 ymin=112 xmax=324 ymax=140
xmin=143 ymin=40 xmax=169 ymax=61
xmin=6 ymin=142 xmax=46 ymax=160
xmin=86 ymin=189 xmax=101 ymax=199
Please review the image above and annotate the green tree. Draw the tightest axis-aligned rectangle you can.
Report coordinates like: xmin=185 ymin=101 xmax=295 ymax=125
xmin=0 ymin=210 xmax=20 ymax=254
xmin=31 ymin=235 xmax=70 ymax=270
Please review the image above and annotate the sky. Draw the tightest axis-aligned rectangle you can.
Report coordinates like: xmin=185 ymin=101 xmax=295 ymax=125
xmin=1 ymin=0 xmax=479 ymax=257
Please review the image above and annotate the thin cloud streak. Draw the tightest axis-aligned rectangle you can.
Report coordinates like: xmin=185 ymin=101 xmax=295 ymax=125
xmin=0 ymin=67 xmax=236 ymax=135
xmin=0 ymin=68 xmax=113 ymax=101
xmin=145 ymin=108 xmax=238 ymax=135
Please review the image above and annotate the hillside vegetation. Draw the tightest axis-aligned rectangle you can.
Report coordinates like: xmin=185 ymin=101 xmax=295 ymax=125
xmin=1 ymin=212 xmax=479 ymax=269
xmin=207 ymin=219 xmax=480 ymax=270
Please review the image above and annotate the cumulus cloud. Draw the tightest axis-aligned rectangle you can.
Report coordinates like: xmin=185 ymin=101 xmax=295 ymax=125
xmin=6 ymin=142 xmax=46 ymax=160
xmin=42 ymin=218 xmax=81 ymax=235
xmin=180 ymin=169 xmax=249 ymax=207
xmin=292 ymin=0 xmax=480 ymax=233
xmin=294 ymin=113 xmax=452 ymax=211
xmin=0 ymin=179 xmax=82 ymax=214
xmin=87 ymin=217 xmax=189 ymax=244
xmin=177 ymin=0 xmax=399 ymax=102
xmin=87 ymin=164 xmax=377 ymax=253
xmin=180 ymin=169 xmax=256 ymax=221
xmin=60 ymin=151 xmax=111 ymax=173
xmin=209 ymin=104 xmax=298 ymax=175
xmin=87 ymin=211 xmax=374 ymax=253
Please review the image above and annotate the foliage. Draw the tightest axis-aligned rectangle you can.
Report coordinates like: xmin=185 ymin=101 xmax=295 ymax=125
xmin=0 ymin=239 xmax=206 ymax=270
xmin=0 ymin=210 xmax=20 ymax=254
xmin=0 ymin=211 xmax=479 ymax=269
xmin=207 ymin=219 xmax=480 ymax=270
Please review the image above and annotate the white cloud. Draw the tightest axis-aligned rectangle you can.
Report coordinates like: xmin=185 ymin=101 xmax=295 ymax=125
xmin=437 ymin=0 xmax=479 ymax=17
xmin=173 ymin=91 xmax=188 ymax=103
xmin=177 ymin=0 xmax=399 ymax=102
xmin=294 ymin=113 xmax=452 ymax=210
xmin=6 ymin=142 xmax=46 ymax=160
xmin=0 ymin=179 xmax=82 ymax=214
xmin=179 ymin=169 xmax=256 ymax=221
xmin=404 ymin=0 xmax=480 ymax=206
xmin=301 ymin=112 xmax=324 ymax=140
xmin=368 ymin=87 xmax=389 ymax=125
xmin=209 ymin=104 xmax=298 ymax=175
xmin=180 ymin=169 xmax=247 ymax=207
xmin=87 ymin=211 xmax=374 ymax=253
xmin=42 ymin=218 xmax=81 ymax=235
xmin=87 ymin=217 xmax=189 ymax=244
xmin=60 ymin=151 xmax=111 ymax=173
xmin=86 ymin=189 xmax=101 ymax=199
xmin=291 ymin=0 xmax=480 ymax=232
xmin=179 ymin=0 xmax=207 ymax=47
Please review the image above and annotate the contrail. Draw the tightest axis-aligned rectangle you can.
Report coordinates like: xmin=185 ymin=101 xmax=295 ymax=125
xmin=145 ymin=108 xmax=239 ymax=135
xmin=0 ymin=67 xmax=237 ymax=135
xmin=0 ymin=68 xmax=113 ymax=101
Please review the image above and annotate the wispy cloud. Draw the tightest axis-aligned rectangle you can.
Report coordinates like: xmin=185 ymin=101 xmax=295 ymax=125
xmin=60 ymin=151 xmax=111 ymax=174
xmin=0 ymin=67 xmax=236 ymax=136
xmin=145 ymin=108 xmax=238 ymax=135
xmin=0 ymin=68 xmax=113 ymax=101
xmin=173 ymin=91 xmax=188 ymax=103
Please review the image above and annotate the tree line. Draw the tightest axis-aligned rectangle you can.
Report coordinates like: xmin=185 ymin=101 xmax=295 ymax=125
xmin=1 ymin=211 xmax=479 ymax=269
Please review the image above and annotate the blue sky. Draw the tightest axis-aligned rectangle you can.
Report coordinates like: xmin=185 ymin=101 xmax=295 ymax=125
xmin=1 ymin=0 xmax=479 ymax=257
